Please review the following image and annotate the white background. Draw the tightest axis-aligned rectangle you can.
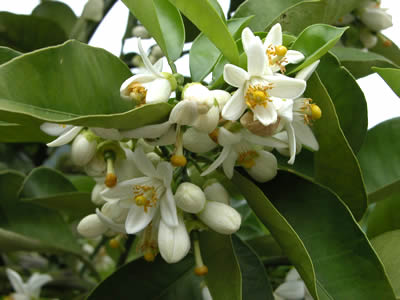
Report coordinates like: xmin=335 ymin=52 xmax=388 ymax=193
xmin=1 ymin=0 xmax=399 ymax=129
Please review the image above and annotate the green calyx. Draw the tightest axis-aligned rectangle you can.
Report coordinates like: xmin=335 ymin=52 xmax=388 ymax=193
xmin=161 ymin=72 xmax=177 ymax=91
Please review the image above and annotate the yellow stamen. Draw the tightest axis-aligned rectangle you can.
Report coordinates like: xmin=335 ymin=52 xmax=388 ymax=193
xmin=144 ymin=251 xmax=156 ymax=262
xmin=127 ymin=82 xmax=147 ymax=105
xmin=135 ymin=195 xmax=147 ymax=206
xmin=133 ymin=185 xmax=157 ymax=213
xmin=194 ymin=265 xmax=209 ymax=276
xmin=105 ymin=173 xmax=117 ymax=188
xmin=237 ymin=150 xmax=258 ymax=169
xmin=170 ymin=154 xmax=187 ymax=167
xmin=275 ymin=45 xmax=288 ymax=57
xmin=109 ymin=238 xmax=120 ymax=249
xmin=245 ymin=85 xmax=272 ymax=109
xmin=310 ymin=104 xmax=322 ymax=120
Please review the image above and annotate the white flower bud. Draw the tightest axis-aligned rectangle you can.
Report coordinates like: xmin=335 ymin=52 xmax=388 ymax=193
xmin=182 ymin=83 xmax=211 ymax=113
xmin=208 ymin=89 xmax=231 ymax=110
xmin=198 ymin=201 xmax=241 ymax=235
xmin=151 ymin=45 xmax=164 ymax=60
xmin=360 ymin=29 xmax=378 ymax=49
xmin=203 ymin=180 xmax=230 ymax=204
xmin=101 ymin=202 xmax=128 ymax=224
xmin=360 ymin=4 xmax=393 ymax=32
xmin=192 ymin=105 xmax=220 ymax=133
xmin=175 ymin=182 xmax=206 ymax=213
xmin=132 ymin=25 xmax=150 ymax=39
xmin=169 ymin=100 xmax=198 ymax=125
xmin=246 ymin=150 xmax=277 ymax=183
xmin=158 ymin=217 xmax=190 ymax=263
xmin=183 ymin=128 xmax=217 ymax=153
xmin=274 ymin=280 xmax=305 ymax=300
xmin=85 ymin=155 xmax=106 ymax=177
xmin=71 ymin=133 xmax=97 ymax=166
xmin=77 ymin=214 xmax=108 ymax=238
xmin=91 ymin=183 xmax=106 ymax=205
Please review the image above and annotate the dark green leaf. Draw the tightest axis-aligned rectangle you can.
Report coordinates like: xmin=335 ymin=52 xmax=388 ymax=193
xmin=287 ymin=24 xmax=347 ymax=74
xmin=0 ymin=12 xmax=67 ymax=52
xmin=371 ymin=34 xmax=400 ymax=67
xmin=32 ymin=1 xmax=78 ymax=35
xmin=317 ymin=52 xmax=368 ymax=153
xmin=0 ymin=40 xmax=172 ymax=129
xmin=373 ymin=67 xmax=400 ymax=97
xmin=0 ymin=228 xmax=54 ymax=252
xmin=122 ymin=0 xmax=184 ymax=61
xmin=331 ymin=47 xmax=399 ymax=79
xmin=0 ymin=46 xmax=21 ymax=65
xmin=233 ymin=171 xmax=396 ymax=300
xmin=0 ymin=121 xmax=51 ymax=143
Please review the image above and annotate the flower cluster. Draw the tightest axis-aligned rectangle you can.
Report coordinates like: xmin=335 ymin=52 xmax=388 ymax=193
xmin=39 ymin=25 xmax=321 ymax=267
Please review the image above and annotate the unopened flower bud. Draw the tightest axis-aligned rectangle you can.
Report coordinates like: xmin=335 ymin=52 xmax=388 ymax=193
xmin=175 ymin=182 xmax=206 ymax=213
xmin=208 ymin=90 xmax=231 ymax=110
xmin=203 ymin=180 xmax=230 ymax=204
xmin=245 ymin=150 xmax=278 ymax=183
xmin=198 ymin=201 xmax=241 ymax=235
xmin=85 ymin=155 xmax=106 ymax=177
xmin=183 ymin=128 xmax=217 ymax=153
xmin=71 ymin=133 xmax=97 ymax=166
xmin=132 ymin=25 xmax=150 ymax=39
xmin=158 ymin=217 xmax=190 ymax=263
xmin=182 ymin=83 xmax=211 ymax=113
xmin=91 ymin=183 xmax=106 ymax=205
xmin=360 ymin=29 xmax=378 ymax=49
xmin=77 ymin=214 xmax=108 ymax=238
xmin=151 ymin=45 xmax=163 ymax=60
xmin=169 ymin=100 xmax=198 ymax=126
xmin=193 ymin=105 xmax=220 ymax=133
xmin=360 ymin=4 xmax=393 ymax=32
xmin=101 ymin=202 xmax=128 ymax=224
xmin=240 ymin=111 xmax=280 ymax=136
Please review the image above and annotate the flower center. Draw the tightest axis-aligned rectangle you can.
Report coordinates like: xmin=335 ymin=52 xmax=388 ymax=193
xmin=245 ymin=85 xmax=272 ymax=109
xmin=127 ymin=82 xmax=147 ymax=106
xmin=237 ymin=150 xmax=259 ymax=169
xmin=266 ymin=45 xmax=288 ymax=73
xmin=133 ymin=185 xmax=158 ymax=213
xmin=298 ymin=98 xmax=322 ymax=124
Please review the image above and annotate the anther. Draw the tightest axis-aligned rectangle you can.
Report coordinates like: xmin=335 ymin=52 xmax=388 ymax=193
xmin=109 ymin=238 xmax=120 ymax=249
xmin=144 ymin=251 xmax=156 ymax=262
xmin=275 ymin=45 xmax=288 ymax=57
xmin=170 ymin=155 xmax=187 ymax=167
xmin=104 ymin=151 xmax=117 ymax=188
xmin=310 ymin=104 xmax=322 ymax=120
xmin=193 ymin=232 xmax=208 ymax=276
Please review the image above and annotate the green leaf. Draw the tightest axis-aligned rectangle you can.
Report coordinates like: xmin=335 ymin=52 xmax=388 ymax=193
xmin=330 ymin=47 xmax=399 ymax=79
xmin=373 ymin=67 xmax=400 ymax=97
xmin=371 ymin=230 xmax=400 ymax=298
xmin=316 ymin=52 xmax=368 ymax=153
xmin=371 ymin=34 xmax=400 ymax=67
xmin=200 ymin=232 xmax=241 ymax=300
xmin=0 ymin=228 xmax=55 ymax=252
xmin=0 ymin=12 xmax=67 ymax=52
xmin=234 ymin=0 xmax=318 ymax=32
xmin=232 ymin=236 xmax=274 ymax=300
xmin=168 ymin=0 xmax=239 ymax=65
xmin=0 ymin=121 xmax=51 ymax=143
xmin=121 ymin=0 xmax=184 ymax=61
xmin=19 ymin=167 xmax=96 ymax=220
xmin=0 ymin=170 xmax=80 ymax=254
xmin=0 ymin=40 xmax=172 ymax=129
xmin=32 ymin=1 xmax=78 ymax=36
xmin=190 ymin=16 xmax=253 ymax=82
xmin=306 ymin=73 xmax=367 ymax=220
xmin=0 ymin=46 xmax=21 ymax=65
xmin=87 ymin=255 xmax=202 ymax=299
xmin=233 ymin=171 xmax=396 ymax=300
xmin=287 ymin=24 xmax=347 ymax=74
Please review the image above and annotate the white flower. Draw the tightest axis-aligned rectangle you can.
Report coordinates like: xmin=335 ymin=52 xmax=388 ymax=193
xmin=40 ymin=122 xmax=83 ymax=147
xmin=359 ymin=1 xmax=392 ymax=32
xmin=101 ymin=146 xmax=178 ymax=234
xmin=6 ymin=268 xmax=52 ymax=300
xmin=175 ymin=182 xmax=206 ymax=213
xmin=222 ymin=28 xmax=306 ymax=126
xmin=242 ymin=24 xmax=304 ymax=74
xmin=120 ymin=38 xmax=175 ymax=105
xmin=77 ymin=214 xmax=108 ymax=238
xmin=274 ymin=269 xmax=313 ymax=300
xmin=201 ymin=127 xmax=284 ymax=182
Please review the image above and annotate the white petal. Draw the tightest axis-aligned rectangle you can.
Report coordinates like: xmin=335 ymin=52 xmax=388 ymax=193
xmin=247 ymin=37 xmax=267 ymax=77
xmin=160 ymin=189 xmax=178 ymax=227
xmin=201 ymin=146 xmax=232 ymax=176
xmin=244 ymin=131 xmax=287 ymax=148
xmin=276 ymin=98 xmax=294 ymax=121
xmin=193 ymin=105 xmax=219 ymax=133
xmin=221 ymin=88 xmax=247 ymax=121
xmin=285 ymin=268 xmax=301 ymax=281
xmin=40 ymin=122 xmax=72 ymax=136
xmin=275 ymin=281 xmax=305 ymax=299
xmin=125 ymin=205 xmax=155 ymax=234
xmin=183 ymin=83 xmax=211 ymax=105
xmin=6 ymin=268 xmax=26 ymax=294
xmin=209 ymin=89 xmax=231 ymax=110
xmin=222 ymin=149 xmax=238 ymax=179
xmin=285 ymin=50 xmax=305 ymax=64
xmin=26 ymin=273 xmax=52 ymax=298
xmin=133 ymin=146 xmax=157 ymax=177
xmin=158 ymin=217 xmax=190 ymax=263
xmin=121 ymin=121 xmax=171 ymax=139
xmin=252 ymin=104 xmax=277 ymax=126
xmin=46 ymin=126 xmax=83 ymax=147
xmin=241 ymin=27 xmax=256 ymax=53
xmin=120 ymin=74 xmax=156 ymax=100
xmin=263 ymin=75 xmax=306 ymax=99
xmin=146 ymin=126 xmax=176 ymax=146
xmin=97 ymin=208 xmax=127 ymax=233
xmin=293 ymin=120 xmax=319 ymax=151
xmin=286 ymin=123 xmax=296 ymax=165
xmin=101 ymin=177 xmax=151 ymax=201
xmin=246 ymin=150 xmax=277 ymax=182
xmin=169 ymin=100 xmax=198 ymax=125
xmin=154 ymin=58 xmax=163 ymax=72
xmin=144 ymin=78 xmax=172 ymax=104
xmin=264 ymin=23 xmax=282 ymax=47
xmin=295 ymin=60 xmax=320 ymax=81
xmin=223 ymin=64 xmax=248 ymax=88
xmin=138 ymin=38 xmax=162 ymax=77
xmin=218 ymin=127 xmax=242 ymax=146
xmin=156 ymin=161 xmax=173 ymax=186
xmin=183 ymin=128 xmax=217 ymax=153
xmin=91 ymin=128 xmax=123 ymax=140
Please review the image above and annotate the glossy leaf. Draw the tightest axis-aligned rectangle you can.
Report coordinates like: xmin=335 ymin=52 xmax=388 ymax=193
xmin=32 ymin=1 xmax=78 ymax=35
xmin=0 ymin=12 xmax=67 ymax=52
xmin=0 ymin=40 xmax=172 ymax=129
xmin=317 ymin=52 xmax=368 ymax=153
xmin=331 ymin=47 xmax=398 ymax=79
xmin=87 ymin=255 xmax=202 ymax=299
xmin=0 ymin=228 xmax=55 ymax=252
xmin=371 ymin=230 xmax=400 ymax=298
xmin=200 ymin=232 xmax=241 ymax=300
xmin=233 ymin=171 xmax=396 ymax=300
xmin=169 ymin=0 xmax=239 ymax=65
xmin=0 ymin=170 xmax=80 ymax=254
xmin=232 ymin=236 xmax=274 ymax=300
xmin=234 ymin=0 xmax=317 ymax=32
xmin=19 ymin=167 xmax=96 ymax=220
xmin=0 ymin=46 xmax=21 ymax=65
xmin=0 ymin=121 xmax=51 ymax=143
xmin=122 ymin=0 xmax=184 ymax=61
xmin=306 ymin=73 xmax=367 ymax=220
xmin=190 ymin=16 xmax=253 ymax=82
xmin=287 ymin=24 xmax=347 ymax=74
xmin=373 ymin=67 xmax=400 ymax=97
xmin=371 ymin=34 xmax=400 ymax=67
